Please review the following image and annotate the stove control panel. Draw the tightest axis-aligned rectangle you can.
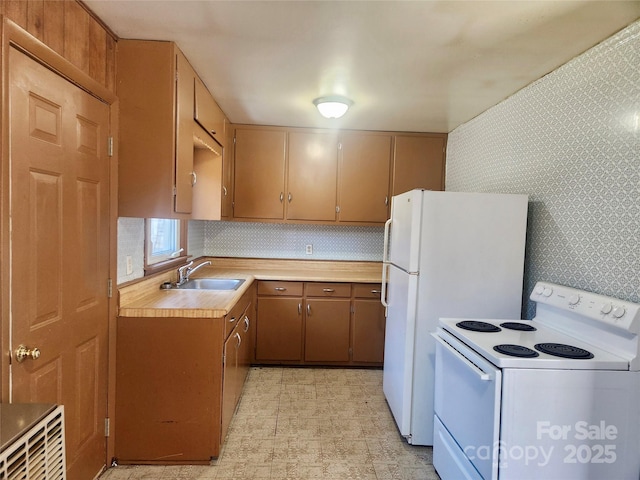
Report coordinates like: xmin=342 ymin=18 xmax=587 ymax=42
xmin=531 ymin=282 xmax=640 ymax=333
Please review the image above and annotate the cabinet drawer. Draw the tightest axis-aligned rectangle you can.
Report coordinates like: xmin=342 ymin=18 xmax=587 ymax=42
xmin=305 ymin=282 xmax=351 ymax=297
xmin=258 ymin=281 xmax=303 ymax=296
xmin=353 ymin=283 xmax=383 ymax=299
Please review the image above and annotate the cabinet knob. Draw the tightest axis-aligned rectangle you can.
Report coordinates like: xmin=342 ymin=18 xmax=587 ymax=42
xmin=307 ymin=304 xmax=311 ymax=316
xmin=288 ymin=193 xmax=292 ymax=203
xmin=223 ymin=186 xmax=228 ymax=196
xmin=280 ymin=192 xmax=284 ymax=202
xmin=190 ymin=171 xmax=197 ymax=186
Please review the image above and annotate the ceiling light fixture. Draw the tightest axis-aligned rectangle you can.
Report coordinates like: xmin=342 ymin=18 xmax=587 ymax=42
xmin=313 ymin=96 xmax=353 ymax=119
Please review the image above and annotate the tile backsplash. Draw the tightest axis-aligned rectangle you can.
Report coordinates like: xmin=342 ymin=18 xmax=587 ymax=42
xmin=117 ymin=217 xmax=145 ymax=284
xmin=202 ymin=221 xmax=384 ymax=261
xmin=446 ymin=20 xmax=640 ymax=318
xmin=118 ymin=218 xmax=383 ymax=284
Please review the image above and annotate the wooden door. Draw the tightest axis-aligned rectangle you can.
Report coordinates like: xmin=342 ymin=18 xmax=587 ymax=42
xmin=287 ymin=131 xmax=338 ymax=221
xmin=338 ymin=133 xmax=392 ymax=223
xmin=304 ymin=299 xmax=351 ymax=362
xmin=9 ymin=48 xmax=110 ymax=480
xmin=392 ymin=135 xmax=446 ymax=195
xmin=233 ymin=128 xmax=286 ymax=219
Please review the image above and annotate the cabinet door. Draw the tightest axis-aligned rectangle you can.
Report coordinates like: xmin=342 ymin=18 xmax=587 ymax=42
xmin=194 ymin=76 xmax=226 ymax=147
xmin=233 ymin=128 xmax=286 ymax=219
xmin=221 ymin=127 xmax=234 ymax=218
xmin=237 ymin=310 xmax=252 ymax=395
xmin=304 ymin=299 xmax=351 ymax=362
xmin=392 ymin=135 xmax=446 ymax=195
xmin=352 ymin=299 xmax=386 ymax=363
xmin=287 ymin=131 xmax=338 ymax=221
xmin=255 ymin=297 xmax=303 ymax=361
xmin=338 ymin=133 xmax=391 ymax=223
xmin=116 ymin=40 xmax=179 ymax=218
xmin=174 ymin=49 xmax=196 ymax=214
xmin=221 ymin=329 xmax=240 ymax=444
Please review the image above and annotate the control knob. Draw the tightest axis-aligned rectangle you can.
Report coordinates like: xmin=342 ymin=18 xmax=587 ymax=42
xmin=601 ymin=303 xmax=613 ymax=315
xmin=568 ymin=294 xmax=580 ymax=306
xmin=611 ymin=306 xmax=626 ymax=319
xmin=542 ymin=287 xmax=553 ymax=297
xmin=534 ymin=285 xmax=545 ymax=295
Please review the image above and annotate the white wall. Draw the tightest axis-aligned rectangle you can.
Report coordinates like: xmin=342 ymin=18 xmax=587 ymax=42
xmin=446 ymin=21 xmax=640 ymax=318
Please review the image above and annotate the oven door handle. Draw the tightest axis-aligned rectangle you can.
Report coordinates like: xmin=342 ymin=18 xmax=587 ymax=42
xmin=432 ymin=333 xmax=492 ymax=381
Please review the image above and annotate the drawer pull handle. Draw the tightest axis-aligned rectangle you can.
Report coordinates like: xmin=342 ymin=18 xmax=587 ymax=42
xmin=322 ymin=288 xmax=335 ymax=293
xmin=298 ymin=303 xmax=302 ymax=315
xmin=228 ymin=316 xmax=236 ymax=323
xmin=243 ymin=316 xmax=250 ymax=332
xmin=235 ymin=332 xmax=242 ymax=348
xmin=371 ymin=289 xmax=381 ymax=294
xmin=274 ymin=287 xmax=287 ymax=292
xmin=307 ymin=304 xmax=311 ymax=316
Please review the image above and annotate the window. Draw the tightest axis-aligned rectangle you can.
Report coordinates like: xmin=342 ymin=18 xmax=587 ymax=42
xmin=144 ymin=218 xmax=187 ymax=274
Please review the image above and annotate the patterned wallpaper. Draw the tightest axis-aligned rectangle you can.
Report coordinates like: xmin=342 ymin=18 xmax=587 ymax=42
xmin=202 ymin=221 xmax=384 ymax=261
xmin=446 ymin=21 xmax=640 ymax=318
xmin=116 ymin=217 xmax=145 ymax=284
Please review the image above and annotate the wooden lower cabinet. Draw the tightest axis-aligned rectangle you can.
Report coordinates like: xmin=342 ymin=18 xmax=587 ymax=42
xmin=221 ymin=302 xmax=252 ymax=444
xmin=255 ymin=281 xmax=385 ymax=366
xmin=352 ymin=299 xmax=386 ymax=363
xmin=255 ymin=297 xmax=303 ymax=361
xmin=115 ymin=287 xmax=254 ymax=464
xmin=114 ymin=316 xmax=223 ymax=463
xmin=304 ymin=299 xmax=351 ymax=362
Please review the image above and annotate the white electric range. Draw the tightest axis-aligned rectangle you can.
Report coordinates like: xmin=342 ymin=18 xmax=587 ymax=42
xmin=433 ymin=282 xmax=640 ymax=480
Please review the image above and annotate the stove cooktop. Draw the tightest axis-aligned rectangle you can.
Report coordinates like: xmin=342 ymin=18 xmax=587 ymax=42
xmin=440 ymin=318 xmax=629 ymax=370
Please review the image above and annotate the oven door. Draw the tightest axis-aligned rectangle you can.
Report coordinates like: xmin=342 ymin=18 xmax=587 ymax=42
xmin=433 ymin=330 xmax=502 ymax=480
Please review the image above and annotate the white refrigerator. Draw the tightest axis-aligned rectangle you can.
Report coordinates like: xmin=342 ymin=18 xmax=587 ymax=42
xmin=381 ymin=189 xmax=528 ymax=445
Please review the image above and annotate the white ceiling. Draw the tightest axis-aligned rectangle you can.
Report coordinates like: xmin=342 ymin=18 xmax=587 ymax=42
xmin=85 ymin=1 xmax=639 ymax=133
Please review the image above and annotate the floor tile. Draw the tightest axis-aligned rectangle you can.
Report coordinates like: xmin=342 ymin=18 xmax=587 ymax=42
xmin=98 ymin=367 xmax=438 ymax=480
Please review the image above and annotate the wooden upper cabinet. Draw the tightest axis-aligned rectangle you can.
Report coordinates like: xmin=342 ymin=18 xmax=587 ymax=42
xmin=392 ymin=135 xmax=446 ymax=196
xmin=194 ymin=77 xmax=227 ymax=147
xmin=174 ymin=51 xmax=197 ymax=215
xmin=221 ymin=126 xmax=234 ymax=218
xmin=233 ymin=128 xmax=287 ymax=220
xmin=117 ymin=40 xmax=182 ymax=218
xmin=337 ymin=133 xmax=392 ymax=224
xmin=287 ymin=131 xmax=338 ymax=221
xmin=117 ymin=40 xmax=224 ymax=220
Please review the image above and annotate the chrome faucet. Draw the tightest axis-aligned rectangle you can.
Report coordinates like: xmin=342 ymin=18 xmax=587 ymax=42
xmin=177 ymin=260 xmax=212 ymax=286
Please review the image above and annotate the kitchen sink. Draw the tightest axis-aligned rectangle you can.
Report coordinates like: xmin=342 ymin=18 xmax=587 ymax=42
xmin=176 ymin=278 xmax=245 ymax=291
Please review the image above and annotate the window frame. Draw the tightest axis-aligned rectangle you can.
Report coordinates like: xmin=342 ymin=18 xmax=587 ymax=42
xmin=143 ymin=218 xmax=189 ymax=276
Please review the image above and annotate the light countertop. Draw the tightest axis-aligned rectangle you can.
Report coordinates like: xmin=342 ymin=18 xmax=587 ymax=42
xmin=118 ymin=257 xmax=383 ymax=318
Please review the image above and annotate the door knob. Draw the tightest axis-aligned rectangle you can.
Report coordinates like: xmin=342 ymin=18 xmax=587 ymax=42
xmin=15 ymin=345 xmax=41 ymax=363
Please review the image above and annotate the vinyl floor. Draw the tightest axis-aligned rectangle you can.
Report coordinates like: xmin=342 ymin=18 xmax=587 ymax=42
xmin=98 ymin=367 xmax=439 ymax=479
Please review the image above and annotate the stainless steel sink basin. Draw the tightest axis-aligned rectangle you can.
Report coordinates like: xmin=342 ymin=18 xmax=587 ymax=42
xmin=176 ymin=278 xmax=245 ymax=291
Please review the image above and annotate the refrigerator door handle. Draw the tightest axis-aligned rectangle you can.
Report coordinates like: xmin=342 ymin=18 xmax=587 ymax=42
xmin=383 ymin=217 xmax=392 ymax=262
xmin=381 ymin=263 xmax=389 ymax=308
